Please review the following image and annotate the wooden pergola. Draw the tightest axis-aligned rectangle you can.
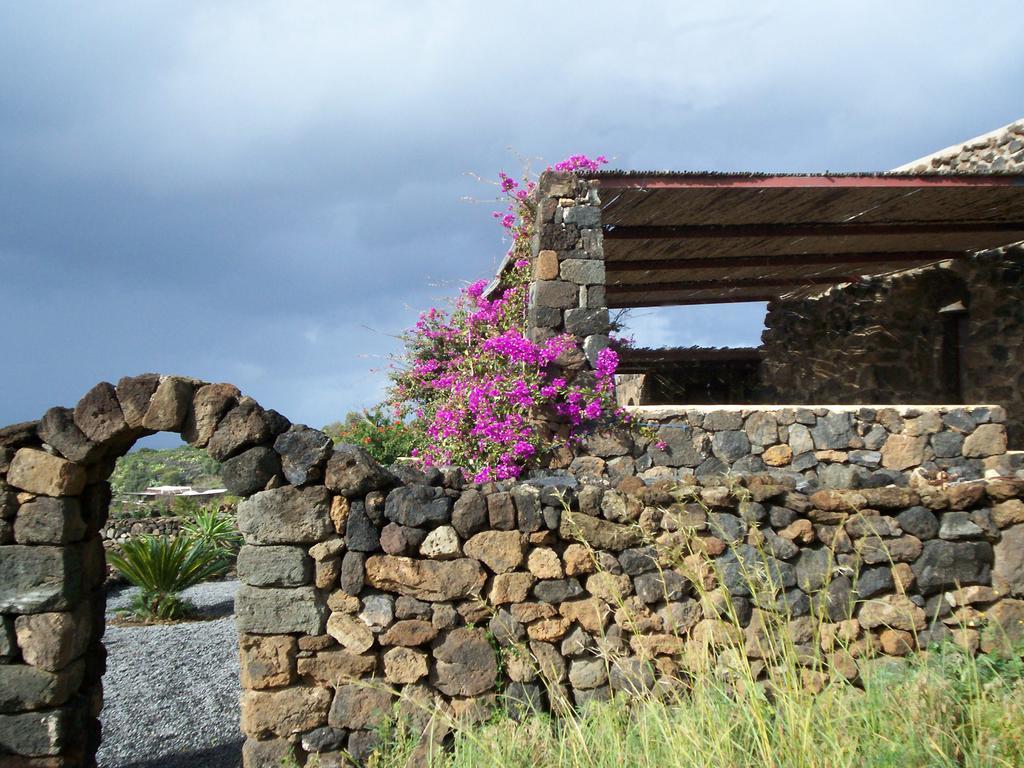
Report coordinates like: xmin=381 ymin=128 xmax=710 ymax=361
xmin=595 ymin=172 xmax=1024 ymax=307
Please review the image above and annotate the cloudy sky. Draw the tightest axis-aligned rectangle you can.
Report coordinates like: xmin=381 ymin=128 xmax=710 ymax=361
xmin=2 ymin=1 xmax=1022 ymax=439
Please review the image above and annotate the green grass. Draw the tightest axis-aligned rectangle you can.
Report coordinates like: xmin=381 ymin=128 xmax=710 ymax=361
xmin=307 ymin=489 xmax=1024 ymax=768
xmin=361 ymin=639 xmax=1024 ymax=768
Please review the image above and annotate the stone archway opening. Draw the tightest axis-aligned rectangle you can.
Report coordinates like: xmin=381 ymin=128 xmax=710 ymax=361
xmin=1 ymin=373 xmax=324 ymax=768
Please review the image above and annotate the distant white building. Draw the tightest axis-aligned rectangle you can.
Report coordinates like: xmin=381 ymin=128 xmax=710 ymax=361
xmin=127 ymin=486 xmax=229 ymax=499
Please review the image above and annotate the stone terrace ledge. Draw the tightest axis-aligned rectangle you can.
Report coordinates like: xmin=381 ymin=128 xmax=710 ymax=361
xmin=594 ymin=403 xmax=1022 ymax=489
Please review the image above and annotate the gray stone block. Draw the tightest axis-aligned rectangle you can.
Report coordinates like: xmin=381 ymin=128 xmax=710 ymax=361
xmin=37 ymin=407 xmax=101 ymax=464
xmin=206 ymin=399 xmax=274 ymax=461
xmin=0 ymin=659 xmax=84 ymax=713
xmin=582 ymin=284 xmax=606 ymax=308
xmin=993 ymin=524 xmax=1024 ymax=597
xmin=912 ymin=539 xmax=993 ymax=594
xmin=237 ymin=545 xmax=312 ymax=587
xmin=384 ymin=485 xmax=452 ymax=528
xmin=931 ymin=431 xmax=964 ymax=459
xmin=811 ymin=412 xmax=854 ymax=450
xmin=0 ymin=616 xmax=13 ymax=658
xmin=711 ymin=431 xmax=751 ymax=463
xmin=0 ymin=545 xmax=83 ymax=613
xmin=237 ymin=485 xmax=333 ymax=545
xmin=274 ymin=425 xmax=333 ymax=486
xmin=938 ymin=511 xmax=983 ymax=540
xmin=324 ymin=444 xmax=397 ymax=498
xmin=13 ymin=498 xmax=86 ymax=544
xmin=221 ymin=446 xmax=281 ymax=496
xmin=0 ymin=708 xmax=74 ymax=757
xmin=531 ymin=280 xmax=578 ymax=309
xmin=235 ymin=585 xmax=326 ymax=634
xmin=703 ymin=411 xmax=744 ymax=431
xmin=345 ymin=501 xmax=382 ymax=552
xmin=561 ymin=205 xmax=601 ymax=227
xmin=339 ymin=551 xmax=365 ymax=596
xmin=559 ymin=259 xmax=605 ymax=285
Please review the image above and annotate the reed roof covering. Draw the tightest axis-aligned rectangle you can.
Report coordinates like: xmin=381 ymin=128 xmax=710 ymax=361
xmin=594 ymin=172 xmax=1024 ymax=306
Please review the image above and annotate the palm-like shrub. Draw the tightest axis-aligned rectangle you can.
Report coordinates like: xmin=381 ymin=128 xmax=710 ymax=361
xmin=107 ymin=534 xmax=231 ymax=620
xmin=179 ymin=504 xmax=241 ymax=555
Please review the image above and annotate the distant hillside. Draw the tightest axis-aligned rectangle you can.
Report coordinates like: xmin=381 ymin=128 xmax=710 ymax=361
xmin=110 ymin=445 xmax=222 ymax=496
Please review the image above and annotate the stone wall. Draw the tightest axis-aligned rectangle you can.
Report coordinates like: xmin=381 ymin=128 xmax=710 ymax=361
xmin=0 ymin=374 xmax=328 ymax=767
xmin=762 ymin=119 xmax=1024 ymax=446
xmin=237 ymin=463 xmax=1024 ymax=767
xmin=576 ymin=404 xmax=1017 ymax=489
xmin=760 ymin=266 xmax=967 ymax=406
xmin=893 ymin=119 xmax=1024 ymax=173
xmin=3 ymin=376 xmax=1022 ymax=768
xmin=526 ymin=173 xmax=609 ymax=365
xmin=956 ymin=249 xmax=1024 ymax=447
xmin=615 ymin=354 xmax=764 ymax=406
xmin=100 ymin=515 xmax=184 ymax=544
xmin=760 ymin=248 xmax=1024 ymax=448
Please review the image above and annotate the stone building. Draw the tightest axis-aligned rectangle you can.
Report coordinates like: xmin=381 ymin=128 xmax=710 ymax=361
xmin=522 ymin=120 xmax=1024 ymax=469
xmin=3 ymin=123 xmax=1024 ymax=768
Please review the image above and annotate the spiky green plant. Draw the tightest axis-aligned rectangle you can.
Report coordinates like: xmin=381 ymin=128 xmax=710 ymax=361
xmin=180 ymin=504 xmax=241 ymax=554
xmin=107 ymin=534 xmax=231 ymax=620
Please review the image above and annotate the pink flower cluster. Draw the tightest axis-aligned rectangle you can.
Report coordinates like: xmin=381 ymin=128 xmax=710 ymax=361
xmin=551 ymin=154 xmax=608 ymax=173
xmin=390 ymin=156 xmax=618 ymax=482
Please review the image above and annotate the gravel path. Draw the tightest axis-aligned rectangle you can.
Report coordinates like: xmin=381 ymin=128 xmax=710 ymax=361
xmin=98 ymin=580 xmax=242 ymax=768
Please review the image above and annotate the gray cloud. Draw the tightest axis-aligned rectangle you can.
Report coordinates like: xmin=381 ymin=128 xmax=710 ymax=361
xmin=2 ymin=1 xmax=1022 ymax=432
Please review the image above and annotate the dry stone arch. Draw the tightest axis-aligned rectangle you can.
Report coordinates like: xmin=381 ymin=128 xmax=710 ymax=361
xmin=3 ymin=375 xmax=1023 ymax=768
xmin=0 ymin=373 xmax=342 ymax=767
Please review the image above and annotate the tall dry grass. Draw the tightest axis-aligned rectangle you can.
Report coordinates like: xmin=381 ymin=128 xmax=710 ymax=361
xmin=314 ymin=485 xmax=1024 ymax=768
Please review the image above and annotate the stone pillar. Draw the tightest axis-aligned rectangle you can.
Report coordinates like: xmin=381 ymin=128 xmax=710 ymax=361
xmin=528 ymin=172 xmax=610 ymax=366
xmin=1 ymin=427 xmax=107 ymax=767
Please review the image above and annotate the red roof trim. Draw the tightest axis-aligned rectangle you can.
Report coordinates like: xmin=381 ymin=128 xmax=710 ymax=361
xmin=595 ymin=173 xmax=1024 ymax=190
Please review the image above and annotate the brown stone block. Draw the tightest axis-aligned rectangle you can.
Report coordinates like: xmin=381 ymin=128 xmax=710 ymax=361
xmin=325 ymin=613 xmax=373 ymax=654
xmin=7 ymin=450 xmax=86 ymax=498
xmin=534 ymin=250 xmax=559 ymax=280
xmin=378 ymin=620 xmax=437 ymax=647
xmin=240 ymin=686 xmax=331 ymax=739
xmin=526 ymin=618 xmax=570 ymax=642
xmin=461 ymin=531 xmax=524 ymax=575
xmin=383 ymin=647 xmax=428 ymax=684
xmin=858 ymin=594 xmax=925 ymax=631
xmin=880 ymin=434 xmax=927 ymax=470
xmin=559 ymin=598 xmax=607 ymax=634
xmin=242 ymin=737 xmax=296 ymax=768
xmin=239 ymin=634 xmax=296 ymax=690
xmin=141 ymin=376 xmax=196 ymax=432
xmin=365 ymin=556 xmax=486 ymax=602
xmin=963 ymin=424 xmax=1007 ymax=458
xmin=115 ymin=374 xmax=161 ymax=429
xmin=432 ymin=628 xmax=497 ymax=697
xmin=327 ymin=684 xmax=394 ymax=730
xmin=180 ymin=382 xmax=240 ymax=446
xmin=297 ymin=649 xmax=376 ymax=687
xmin=509 ymin=602 xmax=557 ymax=623
xmin=14 ymin=605 xmax=91 ymax=672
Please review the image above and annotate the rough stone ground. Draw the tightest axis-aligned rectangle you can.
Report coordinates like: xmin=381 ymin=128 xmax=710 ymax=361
xmin=98 ymin=580 xmax=242 ymax=768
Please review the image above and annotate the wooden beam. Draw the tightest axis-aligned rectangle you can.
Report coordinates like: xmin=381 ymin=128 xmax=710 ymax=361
xmin=620 ymin=347 xmax=763 ymax=364
xmin=607 ymin=275 xmax=857 ymax=295
xmin=602 ymin=221 xmax=1024 ymax=240
xmin=609 ymin=295 xmax=776 ymax=308
xmin=595 ymin=173 xmax=1024 ymax=190
xmin=605 ymin=250 xmax=963 ymax=273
